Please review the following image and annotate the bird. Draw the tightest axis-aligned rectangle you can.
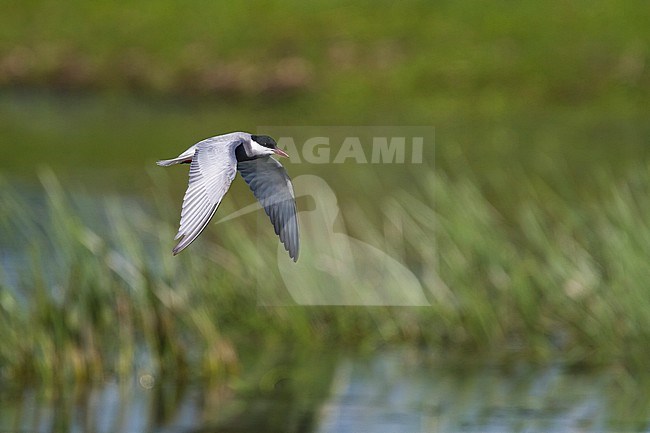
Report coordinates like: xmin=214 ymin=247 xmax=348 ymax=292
xmin=156 ymin=132 xmax=299 ymax=261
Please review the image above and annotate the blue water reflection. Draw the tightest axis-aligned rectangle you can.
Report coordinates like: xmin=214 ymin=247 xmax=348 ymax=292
xmin=2 ymin=351 xmax=648 ymax=433
xmin=317 ymin=352 xmax=623 ymax=433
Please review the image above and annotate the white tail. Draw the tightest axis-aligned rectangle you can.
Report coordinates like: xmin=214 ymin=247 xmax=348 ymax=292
xmin=157 ymin=143 xmax=198 ymax=167
xmin=156 ymin=157 xmax=190 ymax=166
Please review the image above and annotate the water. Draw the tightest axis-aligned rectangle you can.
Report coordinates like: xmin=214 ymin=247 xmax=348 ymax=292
xmin=317 ymin=352 xmax=649 ymax=433
xmin=1 ymin=351 xmax=648 ymax=433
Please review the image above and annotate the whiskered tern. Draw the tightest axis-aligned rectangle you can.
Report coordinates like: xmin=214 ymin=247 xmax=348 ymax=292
xmin=157 ymin=132 xmax=299 ymax=261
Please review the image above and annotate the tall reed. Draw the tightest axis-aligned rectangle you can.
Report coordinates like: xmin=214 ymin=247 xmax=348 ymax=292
xmin=2 ymin=164 xmax=650 ymax=385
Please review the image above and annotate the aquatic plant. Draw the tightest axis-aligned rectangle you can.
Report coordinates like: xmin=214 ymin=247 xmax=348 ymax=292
xmin=2 ymin=164 xmax=650 ymax=386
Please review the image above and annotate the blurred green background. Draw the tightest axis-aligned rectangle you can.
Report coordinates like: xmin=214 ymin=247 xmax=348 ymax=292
xmin=1 ymin=0 xmax=650 ymax=431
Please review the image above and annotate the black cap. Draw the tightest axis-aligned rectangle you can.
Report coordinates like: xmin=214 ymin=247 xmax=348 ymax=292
xmin=251 ymin=135 xmax=277 ymax=149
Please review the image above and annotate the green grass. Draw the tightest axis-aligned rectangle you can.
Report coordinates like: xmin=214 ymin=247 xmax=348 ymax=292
xmin=2 ymin=163 xmax=650 ymax=386
xmin=1 ymin=0 xmax=648 ymax=115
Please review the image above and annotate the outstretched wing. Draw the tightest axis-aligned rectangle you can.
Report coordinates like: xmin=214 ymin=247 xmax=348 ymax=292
xmin=238 ymin=156 xmax=300 ymax=261
xmin=173 ymin=142 xmax=238 ymax=255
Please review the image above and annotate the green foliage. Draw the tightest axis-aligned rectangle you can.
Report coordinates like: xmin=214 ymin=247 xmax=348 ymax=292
xmin=2 ymin=163 xmax=650 ymax=385
xmin=1 ymin=0 xmax=648 ymax=115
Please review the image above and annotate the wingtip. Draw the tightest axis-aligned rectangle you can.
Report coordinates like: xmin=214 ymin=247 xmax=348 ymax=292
xmin=172 ymin=235 xmax=192 ymax=255
xmin=172 ymin=240 xmax=184 ymax=255
xmin=287 ymin=238 xmax=299 ymax=262
xmin=290 ymin=248 xmax=299 ymax=262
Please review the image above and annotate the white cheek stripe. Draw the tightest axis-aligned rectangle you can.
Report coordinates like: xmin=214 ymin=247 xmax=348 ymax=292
xmin=249 ymin=139 xmax=273 ymax=157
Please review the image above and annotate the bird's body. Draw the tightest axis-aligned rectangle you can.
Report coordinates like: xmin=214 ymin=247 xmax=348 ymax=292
xmin=157 ymin=132 xmax=299 ymax=261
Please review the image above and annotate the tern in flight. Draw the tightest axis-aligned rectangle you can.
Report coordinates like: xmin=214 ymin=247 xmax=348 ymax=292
xmin=157 ymin=132 xmax=299 ymax=261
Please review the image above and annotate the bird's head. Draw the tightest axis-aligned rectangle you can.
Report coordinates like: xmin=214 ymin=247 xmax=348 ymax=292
xmin=250 ymin=135 xmax=289 ymax=158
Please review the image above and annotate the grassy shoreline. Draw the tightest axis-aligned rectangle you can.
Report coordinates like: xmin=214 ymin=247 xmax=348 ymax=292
xmin=1 ymin=0 xmax=648 ymax=109
xmin=2 ymin=164 xmax=650 ymax=386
